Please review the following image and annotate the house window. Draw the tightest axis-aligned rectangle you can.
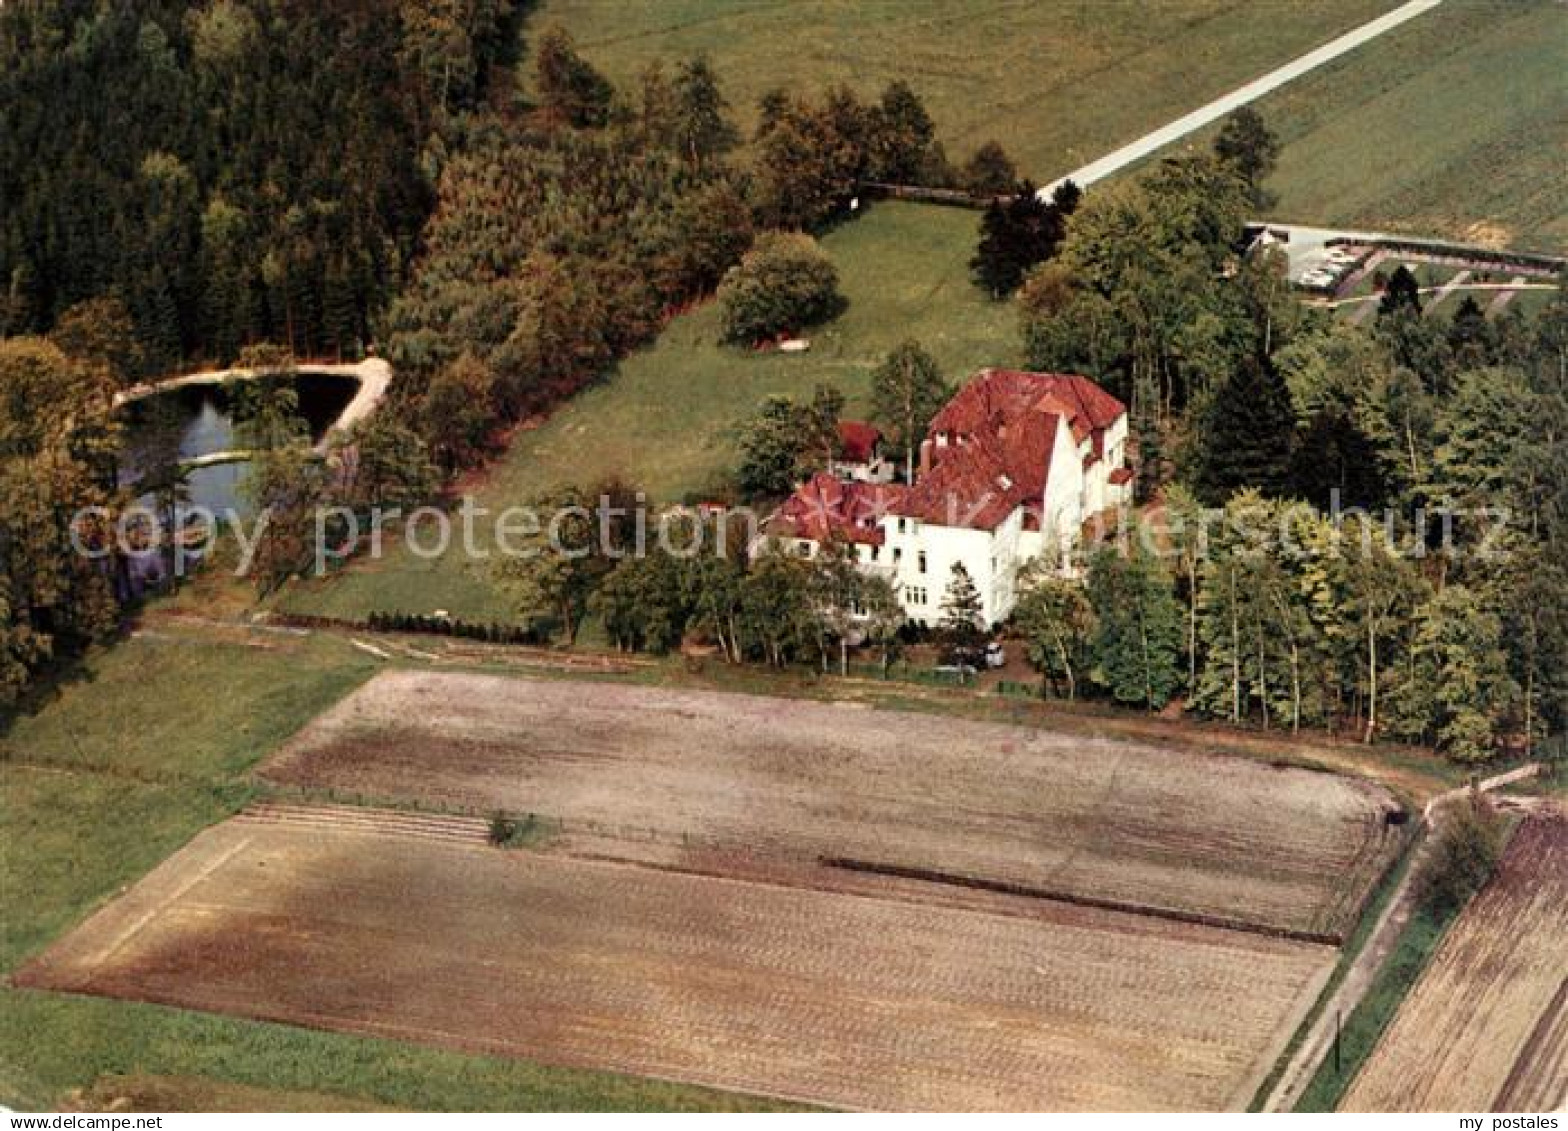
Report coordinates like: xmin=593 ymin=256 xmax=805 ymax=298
xmin=869 ymin=544 xmax=880 ymax=562
xmin=893 ymin=547 xmax=902 ymax=564
xmin=897 ymin=518 xmax=906 ymax=534
xmin=796 ymin=540 xmax=812 ymax=557
xmin=917 ymin=551 xmax=927 ymax=574
xmin=907 ymin=586 xmax=927 ymax=606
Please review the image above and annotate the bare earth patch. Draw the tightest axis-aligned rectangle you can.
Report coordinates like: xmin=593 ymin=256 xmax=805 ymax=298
xmin=16 ymin=817 xmax=1335 ymax=1112
xmin=1342 ymin=810 xmax=1568 ymax=1112
xmin=261 ymin=671 xmax=1403 ymax=939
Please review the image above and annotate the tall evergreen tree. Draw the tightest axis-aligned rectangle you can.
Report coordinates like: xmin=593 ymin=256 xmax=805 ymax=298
xmin=938 ymin=562 xmax=986 ymax=655
xmin=672 ymin=56 xmax=738 ymax=171
xmin=961 ymin=141 xmax=1018 ymax=196
xmin=1191 ymin=354 xmax=1296 ymax=503
xmin=1213 ymin=106 xmax=1279 ymax=209
xmin=867 ymin=80 xmax=935 ymax=184
xmin=1379 ymin=265 xmax=1423 ymax=318
xmin=533 ymin=26 xmax=612 ymax=129
xmin=970 ymin=181 xmax=1075 ymax=297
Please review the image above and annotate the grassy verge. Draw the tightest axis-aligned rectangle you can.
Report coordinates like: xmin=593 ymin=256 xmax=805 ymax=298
xmin=1 ymin=630 xmax=376 ymax=971
xmin=1292 ymin=894 xmax=1459 ymax=1111
xmin=1247 ymin=822 xmax=1423 ymax=1110
xmin=0 ymin=993 xmax=800 ymax=1112
xmin=1288 ymin=811 xmax=1527 ymax=1114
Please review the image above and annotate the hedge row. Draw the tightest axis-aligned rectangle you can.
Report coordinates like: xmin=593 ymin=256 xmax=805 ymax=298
xmin=271 ymin=610 xmax=542 ymax=646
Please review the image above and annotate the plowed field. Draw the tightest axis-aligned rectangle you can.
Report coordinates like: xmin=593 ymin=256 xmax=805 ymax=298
xmin=1342 ymin=810 xmax=1568 ymax=1112
xmin=17 ymin=813 xmax=1335 ymax=1112
xmin=261 ymin=671 xmax=1402 ymax=939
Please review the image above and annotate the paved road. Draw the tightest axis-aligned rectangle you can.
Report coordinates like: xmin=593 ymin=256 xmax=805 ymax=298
xmin=1040 ymin=0 xmax=1446 ymax=197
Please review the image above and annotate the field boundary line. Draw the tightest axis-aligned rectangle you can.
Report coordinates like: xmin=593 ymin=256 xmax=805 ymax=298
xmin=17 ymin=829 xmax=257 ymax=990
xmin=1233 ymin=956 xmax=1338 ymax=1112
xmin=818 ymin=856 xmax=1345 ymax=946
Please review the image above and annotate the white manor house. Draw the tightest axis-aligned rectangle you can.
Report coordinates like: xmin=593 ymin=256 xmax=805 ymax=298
xmin=767 ymin=368 xmax=1133 ymax=626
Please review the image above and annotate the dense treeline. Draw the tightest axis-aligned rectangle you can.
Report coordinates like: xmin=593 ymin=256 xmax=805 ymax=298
xmin=0 ymin=337 xmax=121 ymax=704
xmin=2 ymin=9 xmax=976 ymax=704
xmin=1010 ymin=121 xmax=1568 ymax=758
xmin=0 ymin=0 xmax=525 ymax=374
xmin=387 ymin=26 xmax=971 ymax=472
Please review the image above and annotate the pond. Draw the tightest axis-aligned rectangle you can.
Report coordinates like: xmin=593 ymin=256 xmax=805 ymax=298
xmin=118 ymin=372 xmax=359 ymax=514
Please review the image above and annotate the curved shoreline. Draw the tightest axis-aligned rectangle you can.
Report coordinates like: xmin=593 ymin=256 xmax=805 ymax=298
xmin=114 ymin=356 xmax=392 ymax=453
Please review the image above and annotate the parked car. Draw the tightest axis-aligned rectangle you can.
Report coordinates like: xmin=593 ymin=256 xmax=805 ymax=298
xmin=984 ymin=641 xmax=1006 ymax=668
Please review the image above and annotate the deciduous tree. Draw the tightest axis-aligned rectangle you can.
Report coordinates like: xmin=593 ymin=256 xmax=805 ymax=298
xmin=717 ymin=232 xmax=842 ymax=344
xmin=870 ymin=340 xmax=948 ymax=483
xmin=1086 ymin=538 xmax=1183 ymax=710
xmin=1014 ymin=567 xmax=1095 ymax=699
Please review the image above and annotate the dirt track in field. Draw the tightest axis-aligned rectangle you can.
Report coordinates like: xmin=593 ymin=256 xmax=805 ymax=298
xmin=15 ymin=815 xmax=1336 ymax=1112
xmin=1342 ymin=810 xmax=1568 ymax=1112
xmin=260 ymin=671 xmax=1402 ymax=939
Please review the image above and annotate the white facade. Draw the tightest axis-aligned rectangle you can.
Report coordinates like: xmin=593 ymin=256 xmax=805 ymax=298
xmin=829 ymin=452 xmax=895 ymax=484
xmin=854 ymin=413 xmax=1131 ymax=627
xmin=771 ymin=371 xmax=1132 ymax=628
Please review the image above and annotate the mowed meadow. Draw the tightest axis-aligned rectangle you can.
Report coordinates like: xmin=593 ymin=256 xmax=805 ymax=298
xmin=538 ymin=0 xmax=1568 ymax=251
xmin=531 ymin=0 xmax=1397 ymax=181
xmin=1252 ymin=0 xmax=1568 ymax=252
xmin=279 ymin=201 xmax=1019 ymax=621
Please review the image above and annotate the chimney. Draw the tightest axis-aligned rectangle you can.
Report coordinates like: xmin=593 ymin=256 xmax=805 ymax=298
xmin=919 ymin=438 xmax=933 ymax=479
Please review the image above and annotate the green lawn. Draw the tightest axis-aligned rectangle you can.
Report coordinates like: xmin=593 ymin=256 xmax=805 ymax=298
xmin=1253 ymin=0 xmax=1568 ymax=252
xmin=0 ymin=994 xmax=791 ymax=1113
xmin=0 ymin=625 xmax=780 ymax=1111
xmin=1 ymin=631 xmax=376 ymax=971
xmin=533 ymin=0 xmax=1395 ymax=182
xmin=280 ymin=200 xmax=1020 ymax=620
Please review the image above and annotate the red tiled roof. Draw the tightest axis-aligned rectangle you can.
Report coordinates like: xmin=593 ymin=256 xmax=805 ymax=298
xmin=892 ymin=414 xmax=1060 ymax=529
xmin=928 ymin=369 xmax=1124 ymax=440
xmin=779 ymin=370 xmax=1126 ymax=538
xmin=837 ymin=420 xmax=881 ymax=463
xmin=894 ymin=369 xmax=1126 ymax=531
xmin=770 ymin=473 xmax=906 ymax=545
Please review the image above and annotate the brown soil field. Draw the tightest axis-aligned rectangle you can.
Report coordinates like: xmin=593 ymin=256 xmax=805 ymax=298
xmin=1342 ymin=810 xmax=1568 ymax=1112
xmin=260 ymin=671 xmax=1403 ymax=940
xmin=16 ymin=813 xmax=1336 ymax=1112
